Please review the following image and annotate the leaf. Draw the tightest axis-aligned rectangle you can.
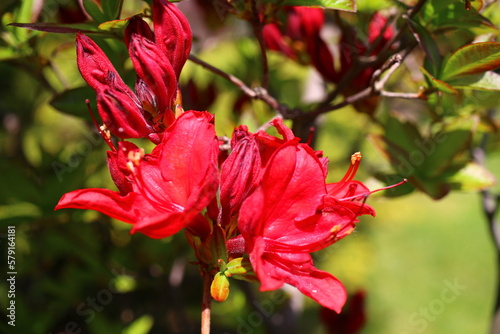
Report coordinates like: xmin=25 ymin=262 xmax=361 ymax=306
xmin=430 ymin=2 xmax=495 ymax=31
xmin=407 ymin=18 xmax=442 ymax=73
xmin=441 ymin=42 xmax=500 ymax=81
xmin=50 ymin=86 xmax=96 ymax=121
xmin=447 ymin=162 xmax=496 ymax=191
xmin=447 ymin=71 xmax=500 ymax=91
xmin=421 ymin=67 xmax=458 ymax=94
xmin=8 ymin=22 xmax=100 ymax=34
xmin=419 ymin=129 xmax=472 ymax=178
xmin=421 ymin=0 xmax=492 ymax=31
xmin=101 ymin=0 xmax=123 ymax=20
xmin=98 ymin=18 xmax=130 ymax=33
xmin=82 ymin=0 xmax=107 ymax=23
xmin=283 ymin=0 xmax=356 ymax=11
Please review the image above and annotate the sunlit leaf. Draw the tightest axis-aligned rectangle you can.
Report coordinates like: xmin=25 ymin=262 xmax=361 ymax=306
xmin=441 ymin=42 xmax=500 ymax=81
xmin=283 ymin=0 xmax=356 ymax=11
xmin=98 ymin=18 xmax=131 ymax=33
xmin=421 ymin=67 xmax=458 ymax=94
xmin=447 ymin=162 xmax=496 ymax=191
xmin=447 ymin=71 xmax=500 ymax=91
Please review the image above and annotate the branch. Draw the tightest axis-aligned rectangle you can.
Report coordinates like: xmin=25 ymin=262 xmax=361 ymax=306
xmin=310 ymin=54 xmax=405 ymax=117
xmin=249 ymin=1 xmax=270 ymax=89
xmin=188 ymin=54 xmax=292 ymax=117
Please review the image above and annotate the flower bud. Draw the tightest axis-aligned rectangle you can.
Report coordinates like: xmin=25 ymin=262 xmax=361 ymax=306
xmin=211 ymin=272 xmax=230 ymax=302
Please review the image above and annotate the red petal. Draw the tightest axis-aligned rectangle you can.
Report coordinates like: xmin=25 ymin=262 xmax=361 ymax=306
xmin=107 ymin=141 xmax=139 ymax=194
xmin=158 ymin=111 xmax=219 ymax=217
xmin=152 ymin=0 xmax=192 ymax=78
xmin=239 ymin=141 xmax=326 ymax=242
xmin=255 ymin=250 xmax=347 ymax=312
xmin=130 ymin=211 xmax=188 ymax=239
xmin=55 ymin=188 xmax=150 ymax=224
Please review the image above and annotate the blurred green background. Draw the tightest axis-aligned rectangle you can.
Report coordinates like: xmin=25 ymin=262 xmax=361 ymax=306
xmin=1 ymin=0 xmax=499 ymax=333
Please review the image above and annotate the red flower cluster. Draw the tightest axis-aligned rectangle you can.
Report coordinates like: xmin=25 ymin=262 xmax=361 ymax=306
xmin=263 ymin=7 xmax=394 ymax=92
xmin=56 ymin=0 xmax=387 ymax=313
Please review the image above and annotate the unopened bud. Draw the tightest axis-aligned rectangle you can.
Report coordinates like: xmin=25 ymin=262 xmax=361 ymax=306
xmin=211 ymin=272 xmax=230 ymax=302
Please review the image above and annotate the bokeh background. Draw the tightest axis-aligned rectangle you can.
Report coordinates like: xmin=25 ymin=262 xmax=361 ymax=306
xmin=1 ymin=0 xmax=499 ymax=333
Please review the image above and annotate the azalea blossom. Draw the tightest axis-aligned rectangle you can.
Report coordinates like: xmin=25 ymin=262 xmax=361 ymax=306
xmin=227 ymin=128 xmax=374 ymax=312
xmin=56 ymin=111 xmax=218 ymax=239
xmin=76 ymin=0 xmax=192 ymax=143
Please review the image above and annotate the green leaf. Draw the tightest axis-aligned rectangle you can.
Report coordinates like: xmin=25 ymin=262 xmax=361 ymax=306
xmin=421 ymin=0 xmax=490 ymax=29
xmin=82 ymin=0 xmax=107 ymax=23
xmin=101 ymin=0 xmax=123 ymax=20
xmin=441 ymin=42 xmax=500 ymax=81
xmin=283 ymin=0 xmax=356 ymax=11
xmin=421 ymin=67 xmax=458 ymax=94
xmin=446 ymin=162 xmax=496 ymax=191
xmin=429 ymin=2 xmax=494 ymax=31
xmin=419 ymin=129 xmax=472 ymax=178
xmin=8 ymin=22 xmax=101 ymax=34
xmin=98 ymin=18 xmax=130 ymax=34
xmin=50 ymin=86 xmax=96 ymax=121
xmin=407 ymin=18 xmax=442 ymax=74
xmin=447 ymin=71 xmax=500 ymax=91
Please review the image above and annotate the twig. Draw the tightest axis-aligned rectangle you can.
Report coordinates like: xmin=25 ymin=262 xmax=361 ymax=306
xmin=188 ymin=54 xmax=291 ymax=116
xmin=310 ymin=54 xmax=404 ymax=116
xmin=188 ymin=54 xmax=255 ymax=98
xmin=249 ymin=2 xmax=270 ymax=89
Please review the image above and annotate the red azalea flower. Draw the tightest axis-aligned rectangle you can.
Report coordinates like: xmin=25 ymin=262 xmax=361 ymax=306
xmin=76 ymin=0 xmax=192 ymax=143
xmin=55 ymin=111 xmax=218 ymax=239
xmin=233 ymin=130 xmax=375 ymax=312
xmin=219 ymin=118 xmax=328 ymax=228
xmin=263 ymin=7 xmax=339 ymax=82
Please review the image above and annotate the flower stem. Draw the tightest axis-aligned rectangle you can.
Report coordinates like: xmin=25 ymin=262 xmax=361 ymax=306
xmin=201 ymin=271 xmax=212 ymax=334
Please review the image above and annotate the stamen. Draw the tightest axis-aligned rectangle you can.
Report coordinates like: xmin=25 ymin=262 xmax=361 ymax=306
xmin=328 ymin=152 xmax=362 ymax=194
xmin=127 ymin=149 xmax=145 ymax=167
xmin=340 ymin=179 xmax=408 ymax=201
xmin=86 ymin=99 xmax=115 ymax=151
